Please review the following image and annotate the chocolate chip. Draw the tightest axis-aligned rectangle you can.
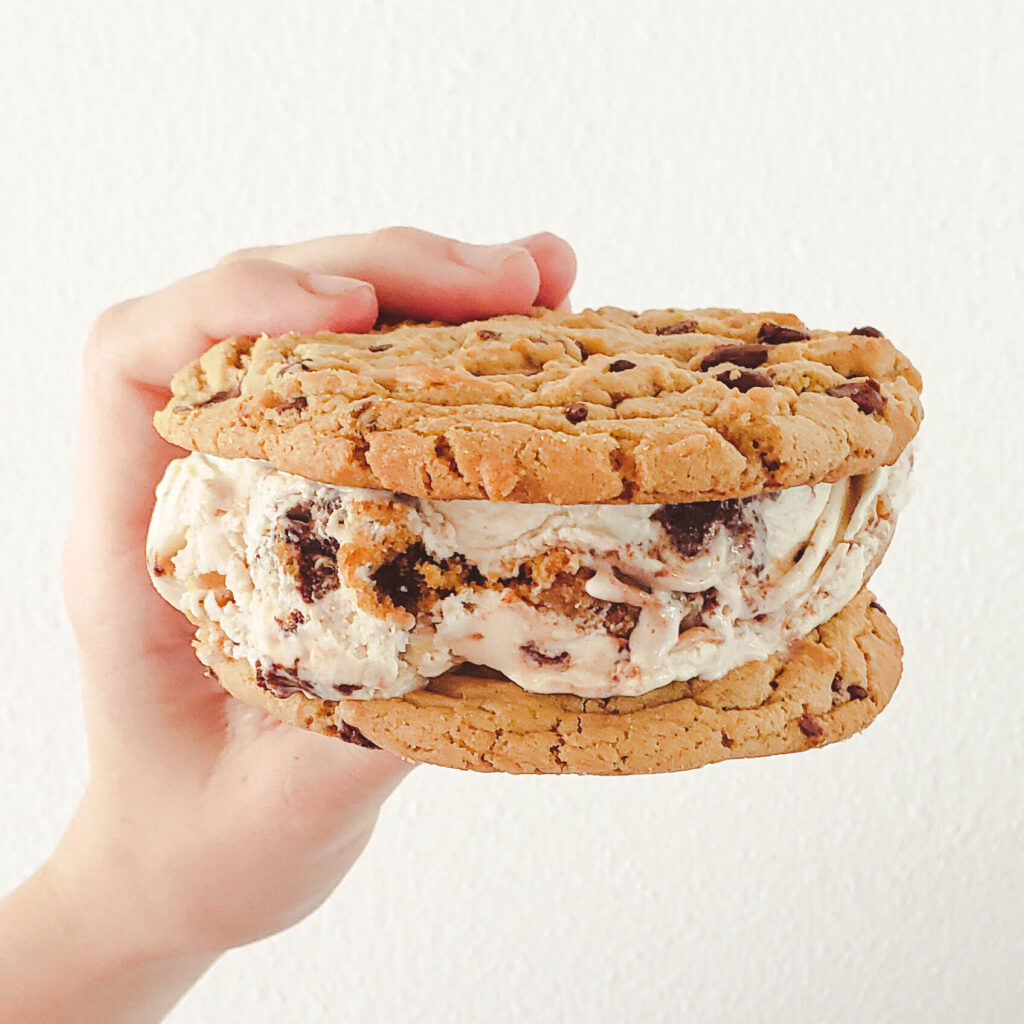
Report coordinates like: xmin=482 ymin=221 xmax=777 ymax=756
xmin=368 ymin=343 xmax=392 ymax=352
xmin=721 ymin=734 xmax=734 ymax=748
xmin=565 ymin=402 xmax=589 ymax=423
xmin=283 ymin=504 xmax=313 ymax=543
xmin=197 ymin=385 xmax=241 ymax=407
xmin=851 ymin=326 xmax=883 ymax=337
xmin=275 ymin=610 xmax=306 ymax=633
xmin=656 ymin=319 xmax=698 ymax=335
xmin=757 ymin=323 xmax=810 ymax=345
xmin=334 ymin=721 xmax=379 ymax=748
xmin=521 ymin=643 xmax=570 ymax=667
xmin=869 ymin=600 xmax=887 ymax=614
xmin=677 ymin=606 xmax=704 ymax=632
xmin=604 ymin=603 xmax=641 ymax=639
xmin=151 ymin=562 xmax=166 ymax=577
xmin=462 ymin=560 xmax=485 ymax=588
xmin=283 ymin=503 xmax=340 ymax=603
xmin=848 ymin=685 xmax=869 ymax=701
xmin=793 ymin=544 xmax=807 ymax=563
xmin=275 ymin=395 xmax=307 ymax=412
xmin=514 ymin=562 xmax=534 ymax=585
xmin=296 ymin=547 xmax=339 ymax=603
xmin=716 ymin=368 xmax=773 ymax=392
xmin=372 ymin=544 xmax=426 ymax=613
xmin=699 ymin=343 xmax=770 ymax=372
xmin=255 ymin=660 xmax=319 ymax=699
xmin=831 ymin=674 xmax=843 ymax=693
xmin=608 ymin=359 xmax=636 ymax=372
xmin=798 ymin=714 xmax=823 ymax=738
xmin=476 ymin=329 xmax=501 ymax=340
xmin=654 ymin=499 xmax=747 ymax=558
xmin=277 ymin=360 xmax=311 ymax=377
xmin=826 ymin=378 xmax=885 ymax=414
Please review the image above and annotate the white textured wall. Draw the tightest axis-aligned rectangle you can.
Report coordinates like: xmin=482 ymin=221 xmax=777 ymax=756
xmin=2 ymin=1 xmax=1021 ymax=1021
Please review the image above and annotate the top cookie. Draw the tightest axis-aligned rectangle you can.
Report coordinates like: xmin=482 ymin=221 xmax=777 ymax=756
xmin=154 ymin=306 xmax=922 ymax=504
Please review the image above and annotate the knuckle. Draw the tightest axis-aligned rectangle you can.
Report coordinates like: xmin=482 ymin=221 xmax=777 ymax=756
xmin=209 ymin=256 xmax=278 ymax=293
xmin=88 ymin=299 xmax=129 ymax=341
xmin=84 ymin=299 xmax=135 ymax=367
xmin=213 ymin=256 xmax=256 ymax=286
xmin=369 ymin=224 xmax=424 ymax=249
xmin=218 ymin=244 xmax=267 ymax=265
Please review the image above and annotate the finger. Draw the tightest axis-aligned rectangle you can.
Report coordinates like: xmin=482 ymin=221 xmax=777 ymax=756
xmin=65 ymin=261 xmax=379 ymax=645
xmin=222 ymin=225 xmax=569 ymax=321
xmin=511 ymin=231 xmax=577 ymax=309
xmin=75 ymin=259 xmax=377 ymax=539
xmin=92 ymin=258 xmax=378 ymax=390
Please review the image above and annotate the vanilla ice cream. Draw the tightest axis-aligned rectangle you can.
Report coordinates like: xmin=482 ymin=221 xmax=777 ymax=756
xmin=147 ymin=447 xmax=912 ymax=701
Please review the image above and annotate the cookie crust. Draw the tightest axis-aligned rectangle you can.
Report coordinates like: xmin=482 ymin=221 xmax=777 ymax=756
xmin=155 ymin=307 xmax=922 ymax=505
xmin=200 ymin=589 xmax=901 ymax=775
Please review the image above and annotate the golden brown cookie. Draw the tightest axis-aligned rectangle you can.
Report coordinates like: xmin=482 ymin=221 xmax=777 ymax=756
xmin=155 ymin=307 xmax=922 ymax=505
xmin=200 ymin=589 xmax=900 ymax=775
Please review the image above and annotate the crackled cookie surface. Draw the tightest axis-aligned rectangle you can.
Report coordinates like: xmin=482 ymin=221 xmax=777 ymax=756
xmin=201 ymin=589 xmax=901 ymax=775
xmin=154 ymin=307 xmax=923 ymax=505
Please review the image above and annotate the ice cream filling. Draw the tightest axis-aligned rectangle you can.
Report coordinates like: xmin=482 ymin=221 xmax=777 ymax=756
xmin=147 ymin=447 xmax=912 ymax=700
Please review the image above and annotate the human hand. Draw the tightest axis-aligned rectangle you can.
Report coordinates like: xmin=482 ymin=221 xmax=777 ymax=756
xmin=1 ymin=228 xmax=576 ymax=1023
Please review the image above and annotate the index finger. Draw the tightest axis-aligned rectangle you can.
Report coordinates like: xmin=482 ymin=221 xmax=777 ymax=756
xmin=223 ymin=226 xmax=577 ymax=319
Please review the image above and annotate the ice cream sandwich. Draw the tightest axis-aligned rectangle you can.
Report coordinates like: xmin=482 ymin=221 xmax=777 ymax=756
xmin=147 ymin=307 xmax=922 ymax=773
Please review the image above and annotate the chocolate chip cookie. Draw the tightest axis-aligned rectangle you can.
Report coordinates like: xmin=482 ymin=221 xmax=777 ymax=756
xmin=155 ymin=306 xmax=921 ymax=504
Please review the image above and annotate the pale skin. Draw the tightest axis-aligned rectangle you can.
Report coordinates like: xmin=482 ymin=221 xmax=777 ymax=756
xmin=0 ymin=227 xmax=578 ymax=1023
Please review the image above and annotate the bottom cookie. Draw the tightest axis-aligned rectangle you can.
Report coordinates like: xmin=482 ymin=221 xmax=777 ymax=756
xmin=200 ymin=589 xmax=901 ymax=775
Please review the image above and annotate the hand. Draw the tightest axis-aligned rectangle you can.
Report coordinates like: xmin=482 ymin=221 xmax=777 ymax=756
xmin=0 ymin=227 xmax=576 ymax=1023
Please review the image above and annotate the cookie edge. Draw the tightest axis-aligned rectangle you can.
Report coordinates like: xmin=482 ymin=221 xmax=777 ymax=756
xmin=198 ymin=589 xmax=902 ymax=775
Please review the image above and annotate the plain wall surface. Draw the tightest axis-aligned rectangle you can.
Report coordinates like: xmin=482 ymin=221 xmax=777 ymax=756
xmin=1 ymin=2 xmax=1021 ymax=1021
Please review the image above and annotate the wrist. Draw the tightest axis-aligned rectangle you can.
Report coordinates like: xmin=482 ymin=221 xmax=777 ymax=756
xmin=46 ymin=790 xmax=222 ymax=965
xmin=0 ymin=851 xmax=216 ymax=1024
xmin=45 ymin=833 xmax=216 ymax=965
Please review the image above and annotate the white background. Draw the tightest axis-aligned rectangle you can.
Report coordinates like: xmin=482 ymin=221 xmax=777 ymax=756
xmin=1 ymin=1 xmax=1021 ymax=1021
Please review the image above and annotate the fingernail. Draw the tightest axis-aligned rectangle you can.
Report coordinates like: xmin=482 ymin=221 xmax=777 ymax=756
xmin=303 ymin=273 xmax=375 ymax=298
xmin=453 ymin=242 xmax=526 ymax=273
